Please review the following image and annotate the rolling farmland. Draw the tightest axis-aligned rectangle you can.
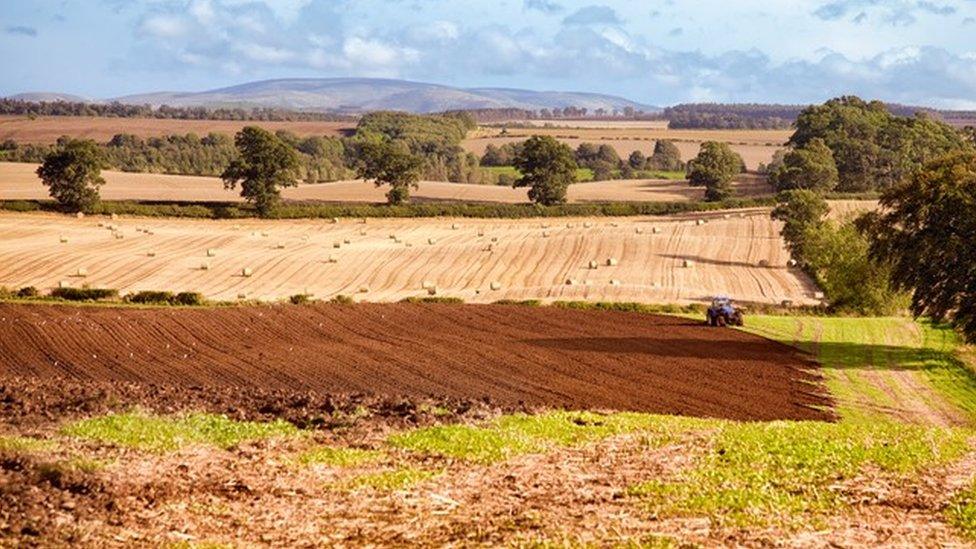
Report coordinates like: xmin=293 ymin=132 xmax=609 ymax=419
xmin=0 ymin=210 xmax=818 ymax=304
xmin=0 ymin=115 xmax=353 ymax=144
xmin=0 ymin=161 xmax=772 ymax=203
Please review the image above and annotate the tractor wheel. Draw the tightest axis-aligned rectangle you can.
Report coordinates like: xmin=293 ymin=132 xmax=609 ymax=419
xmin=732 ymin=312 xmax=744 ymax=326
xmin=717 ymin=315 xmax=727 ymax=328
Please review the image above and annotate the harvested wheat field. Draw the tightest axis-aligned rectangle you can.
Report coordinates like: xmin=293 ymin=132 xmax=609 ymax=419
xmin=0 ymin=162 xmax=774 ymax=203
xmin=0 ymin=210 xmax=818 ymax=304
xmin=0 ymin=302 xmax=831 ymax=420
xmin=0 ymin=115 xmax=353 ymax=144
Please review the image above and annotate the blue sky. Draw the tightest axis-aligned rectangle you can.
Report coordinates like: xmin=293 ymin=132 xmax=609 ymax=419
xmin=3 ymin=0 xmax=976 ymax=107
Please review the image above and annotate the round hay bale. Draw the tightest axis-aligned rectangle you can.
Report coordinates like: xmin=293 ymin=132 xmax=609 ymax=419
xmin=237 ymin=293 xmax=247 ymax=300
xmin=565 ymin=278 xmax=576 ymax=286
xmin=58 ymin=280 xmax=70 ymax=288
xmin=76 ymin=267 xmax=88 ymax=277
xmin=327 ymin=255 xmax=338 ymax=264
xmin=477 ymin=230 xmax=485 ymax=237
xmin=588 ymin=260 xmax=599 ymax=270
xmin=758 ymin=259 xmax=770 ymax=268
xmin=696 ymin=219 xmax=707 ymax=226
xmin=358 ymin=286 xmax=370 ymax=294
xmin=542 ymin=231 xmax=551 ymax=238
xmin=343 ymin=238 xmax=351 ymax=245
xmin=389 ymin=234 xmax=397 ymax=240
xmin=566 ymin=223 xmax=575 ymax=228
xmin=635 ymin=227 xmax=644 ymax=234
xmin=421 ymin=280 xmax=435 ymax=290
xmin=651 ymin=227 xmax=662 ymax=234
xmin=814 ymin=291 xmax=825 ymax=300
xmin=275 ymin=242 xmax=286 ymax=250
xmin=490 ymin=237 xmax=498 ymax=242
xmin=609 ymin=279 xmax=622 ymax=286
xmin=206 ymin=249 xmax=217 ymax=257
xmin=333 ymin=242 xmax=342 ymax=249
xmin=583 ymin=221 xmax=592 ymax=228
xmin=428 ymin=238 xmax=437 ymax=245
xmin=76 ymin=212 xmax=84 ymax=219
xmin=147 ymin=251 xmax=156 ymax=258
xmin=682 ymin=259 xmax=694 ymax=268
xmin=359 ymin=229 xmax=367 ymax=236
xmin=331 ymin=217 xmax=339 ymax=224
xmin=242 ymin=267 xmax=253 ymax=277
xmin=451 ymin=223 xmax=459 ymax=230
xmin=490 ymin=281 xmax=502 ymax=291
xmin=260 ymin=232 xmax=269 ymax=238
xmin=200 ymin=262 xmax=211 ymax=271
xmin=606 ymin=258 xmax=618 ymax=266
xmin=59 ymin=235 xmax=68 ymax=243
xmin=110 ymin=213 xmax=118 ymax=220
xmin=788 ymin=259 xmax=798 ymax=267
xmin=427 ymin=287 xmax=438 ymax=296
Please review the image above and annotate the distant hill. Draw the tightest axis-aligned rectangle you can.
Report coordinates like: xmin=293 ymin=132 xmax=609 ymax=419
xmin=8 ymin=92 xmax=89 ymax=103
xmin=111 ymin=78 xmax=659 ymax=114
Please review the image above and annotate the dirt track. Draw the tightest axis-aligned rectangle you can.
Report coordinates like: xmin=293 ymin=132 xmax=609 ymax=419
xmin=0 ymin=303 xmax=832 ymax=421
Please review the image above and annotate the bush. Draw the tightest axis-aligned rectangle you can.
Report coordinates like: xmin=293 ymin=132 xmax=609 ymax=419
xmin=400 ymin=296 xmax=464 ymax=305
xmin=125 ymin=290 xmax=175 ymax=304
xmin=16 ymin=286 xmax=38 ymax=298
xmin=330 ymin=295 xmax=354 ymax=305
xmin=289 ymin=293 xmax=313 ymax=305
xmin=172 ymin=292 xmax=205 ymax=306
xmin=50 ymin=287 xmax=118 ymax=301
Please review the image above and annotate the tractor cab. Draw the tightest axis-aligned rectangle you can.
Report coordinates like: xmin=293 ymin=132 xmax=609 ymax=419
xmin=707 ymin=295 xmax=744 ymax=327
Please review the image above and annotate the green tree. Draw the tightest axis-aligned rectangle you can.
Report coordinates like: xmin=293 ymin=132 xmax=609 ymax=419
xmin=770 ymin=138 xmax=839 ymax=193
xmin=35 ymin=138 xmax=106 ymax=213
xmin=648 ymin=140 xmax=683 ymax=171
xmin=771 ymin=189 xmax=829 ymax=262
xmin=221 ymin=127 xmax=301 ymax=217
xmin=790 ymin=96 xmax=966 ymax=192
xmin=688 ymin=141 xmax=743 ymax=201
xmin=513 ymin=136 xmax=578 ymax=206
xmin=628 ymin=150 xmax=646 ymax=170
xmin=355 ymin=140 xmax=425 ymax=205
xmin=860 ymin=151 xmax=976 ymax=341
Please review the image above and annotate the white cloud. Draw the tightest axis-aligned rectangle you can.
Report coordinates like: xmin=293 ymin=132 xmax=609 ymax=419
xmin=141 ymin=15 xmax=187 ymax=38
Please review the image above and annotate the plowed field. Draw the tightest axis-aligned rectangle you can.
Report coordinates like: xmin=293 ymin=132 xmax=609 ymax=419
xmin=0 ymin=302 xmax=832 ymax=421
xmin=0 ymin=210 xmax=819 ymax=304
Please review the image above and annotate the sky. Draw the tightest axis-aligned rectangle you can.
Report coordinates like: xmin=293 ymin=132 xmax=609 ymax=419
xmin=2 ymin=0 xmax=976 ymax=108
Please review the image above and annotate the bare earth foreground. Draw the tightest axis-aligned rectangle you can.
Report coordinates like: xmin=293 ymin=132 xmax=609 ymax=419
xmin=0 ymin=211 xmax=819 ymax=305
xmin=0 ymin=302 xmax=831 ymax=421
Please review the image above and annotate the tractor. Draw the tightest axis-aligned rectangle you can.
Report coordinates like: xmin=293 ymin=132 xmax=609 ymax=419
xmin=706 ymin=295 xmax=744 ymax=327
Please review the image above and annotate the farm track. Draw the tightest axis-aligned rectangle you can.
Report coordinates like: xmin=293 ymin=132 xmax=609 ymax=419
xmin=0 ymin=211 xmax=820 ymax=304
xmin=0 ymin=302 xmax=833 ymax=421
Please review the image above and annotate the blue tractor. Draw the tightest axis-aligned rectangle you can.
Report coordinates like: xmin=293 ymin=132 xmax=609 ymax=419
xmin=706 ymin=295 xmax=744 ymax=327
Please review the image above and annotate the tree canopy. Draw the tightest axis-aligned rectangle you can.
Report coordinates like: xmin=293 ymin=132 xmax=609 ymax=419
xmin=790 ymin=96 xmax=967 ymax=192
xmin=220 ymin=127 xmax=301 ymax=217
xmin=512 ymin=136 xmax=578 ymax=206
xmin=687 ymin=141 xmax=743 ymax=201
xmin=355 ymin=140 xmax=425 ymax=205
xmin=35 ymin=138 xmax=106 ymax=213
xmin=860 ymin=151 xmax=976 ymax=341
xmin=770 ymin=138 xmax=838 ymax=193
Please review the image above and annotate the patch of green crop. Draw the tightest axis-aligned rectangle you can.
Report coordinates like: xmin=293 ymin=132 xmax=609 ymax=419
xmin=628 ymin=420 xmax=969 ymax=528
xmin=0 ymin=435 xmax=57 ymax=453
xmin=948 ymin=480 xmax=976 ymax=540
xmin=298 ymin=446 xmax=384 ymax=468
xmin=744 ymin=316 xmax=976 ymax=424
xmin=62 ymin=411 xmax=298 ymax=452
xmin=346 ymin=467 xmax=438 ymax=491
xmin=389 ymin=411 xmax=711 ymax=464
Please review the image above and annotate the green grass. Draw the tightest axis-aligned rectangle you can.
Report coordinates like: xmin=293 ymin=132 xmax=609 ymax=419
xmin=628 ymin=420 xmax=970 ymax=528
xmin=743 ymin=316 xmax=976 ymax=424
xmin=948 ymin=480 xmax=976 ymax=540
xmin=389 ymin=411 xmax=709 ymax=464
xmin=298 ymin=446 xmax=384 ymax=468
xmin=62 ymin=411 xmax=299 ymax=452
xmin=0 ymin=435 xmax=57 ymax=453
xmin=346 ymin=467 xmax=438 ymax=491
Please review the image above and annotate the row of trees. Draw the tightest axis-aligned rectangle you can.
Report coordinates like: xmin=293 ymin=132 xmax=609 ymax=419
xmin=770 ymin=96 xmax=976 ymax=342
xmin=0 ymin=99 xmax=352 ymax=122
xmin=481 ymin=139 xmax=684 ymax=182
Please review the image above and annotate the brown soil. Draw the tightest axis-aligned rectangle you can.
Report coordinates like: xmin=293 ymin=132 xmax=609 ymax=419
xmin=0 ymin=303 xmax=832 ymax=422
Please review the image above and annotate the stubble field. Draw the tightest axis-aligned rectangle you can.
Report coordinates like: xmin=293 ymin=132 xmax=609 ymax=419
xmin=0 ymin=210 xmax=818 ymax=305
